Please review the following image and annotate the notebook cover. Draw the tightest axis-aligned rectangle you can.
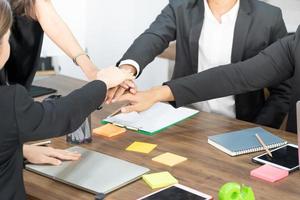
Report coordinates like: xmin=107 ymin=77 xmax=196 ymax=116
xmin=250 ymin=164 xmax=289 ymax=182
xmin=208 ymin=127 xmax=287 ymax=156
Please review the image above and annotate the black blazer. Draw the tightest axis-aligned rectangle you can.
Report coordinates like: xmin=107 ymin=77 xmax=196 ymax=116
xmin=119 ymin=0 xmax=291 ymax=128
xmin=0 ymin=81 xmax=106 ymax=200
xmin=165 ymin=27 xmax=300 ymax=133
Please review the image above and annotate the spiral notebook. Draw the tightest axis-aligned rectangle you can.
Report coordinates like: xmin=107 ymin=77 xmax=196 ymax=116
xmin=208 ymin=127 xmax=287 ymax=156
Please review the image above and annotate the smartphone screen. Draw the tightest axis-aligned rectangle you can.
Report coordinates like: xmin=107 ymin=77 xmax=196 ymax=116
xmin=257 ymin=145 xmax=299 ymax=169
xmin=141 ymin=186 xmax=207 ymax=200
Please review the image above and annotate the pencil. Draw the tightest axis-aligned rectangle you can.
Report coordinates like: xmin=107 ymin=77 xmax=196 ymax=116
xmin=255 ymin=134 xmax=273 ymax=157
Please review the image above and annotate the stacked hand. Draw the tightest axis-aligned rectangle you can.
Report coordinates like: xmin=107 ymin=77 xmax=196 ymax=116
xmin=104 ymin=64 xmax=137 ymax=104
xmin=96 ymin=66 xmax=135 ymax=89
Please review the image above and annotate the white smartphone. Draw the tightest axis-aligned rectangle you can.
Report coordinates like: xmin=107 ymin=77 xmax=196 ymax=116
xmin=137 ymin=184 xmax=213 ymax=200
xmin=252 ymin=144 xmax=299 ymax=172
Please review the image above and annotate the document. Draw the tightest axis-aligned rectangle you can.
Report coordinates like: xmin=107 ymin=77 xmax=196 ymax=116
xmin=103 ymin=102 xmax=199 ymax=135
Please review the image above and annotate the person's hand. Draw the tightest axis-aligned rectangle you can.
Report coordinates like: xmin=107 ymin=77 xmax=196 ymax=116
xmin=105 ymin=80 xmax=137 ymax=104
xmin=97 ymin=66 xmax=134 ymax=89
xmin=105 ymin=64 xmax=138 ymax=104
xmin=116 ymin=90 xmax=158 ymax=113
xmin=23 ymin=145 xmax=81 ymax=166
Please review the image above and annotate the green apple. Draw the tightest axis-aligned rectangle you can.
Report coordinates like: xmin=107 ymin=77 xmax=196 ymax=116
xmin=219 ymin=182 xmax=255 ymax=200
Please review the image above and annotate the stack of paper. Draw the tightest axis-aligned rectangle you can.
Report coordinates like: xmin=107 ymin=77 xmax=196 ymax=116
xmin=142 ymin=172 xmax=178 ymax=189
xmin=152 ymin=153 xmax=187 ymax=167
xmin=126 ymin=142 xmax=157 ymax=154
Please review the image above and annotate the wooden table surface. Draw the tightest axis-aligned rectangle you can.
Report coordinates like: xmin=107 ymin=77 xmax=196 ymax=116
xmin=25 ymin=75 xmax=300 ymax=200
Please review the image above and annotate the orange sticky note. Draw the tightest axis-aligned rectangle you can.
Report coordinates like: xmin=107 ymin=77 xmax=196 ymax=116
xmin=126 ymin=142 xmax=157 ymax=154
xmin=152 ymin=152 xmax=187 ymax=167
xmin=93 ymin=124 xmax=126 ymax=137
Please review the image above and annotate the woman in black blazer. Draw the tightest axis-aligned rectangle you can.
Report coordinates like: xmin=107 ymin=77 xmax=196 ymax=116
xmin=0 ymin=0 xmax=135 ymax=165
xmin=0 ymin=1 xmax=133 ymax=199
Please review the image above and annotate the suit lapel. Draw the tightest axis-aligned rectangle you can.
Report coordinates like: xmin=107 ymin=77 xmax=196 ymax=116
xmin=231 ymin=0 xmax=253 ymax=63
xmin=189 ymin=0 xmax=204 ymax=73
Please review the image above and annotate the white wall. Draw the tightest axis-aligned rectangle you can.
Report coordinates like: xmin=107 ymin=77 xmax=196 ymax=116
xmin=49 ymin=0 xmax=169 ymax=90
xmin=263 ymin=0 xmax=300 ymax=32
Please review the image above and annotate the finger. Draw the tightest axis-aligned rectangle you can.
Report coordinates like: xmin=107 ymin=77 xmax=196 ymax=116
xmin=49 ymin=150 xmax=81 ymax=161
xmin=123 ymin=80 xmax=136 ymax=89
xmin=106 ymin=87 xmax=118 ymax=104
xmin=121 ymin=105 xmax=139 ymax=113
xmin=120 ymin=82 xmax=129 ymax=89
xmin=129 ymin=88 xmax=137 ymax=94
xmin=116 ymin=93 xmax=136 ymax=102
xmin=112 ymin=87 xmax=126 ymax=102
xmin=41 ymin=156 xmax=62 ymax=166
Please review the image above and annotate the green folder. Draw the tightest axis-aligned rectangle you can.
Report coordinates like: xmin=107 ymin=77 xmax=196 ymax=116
xmin=101 ymin=103 xmax=199 ymax=136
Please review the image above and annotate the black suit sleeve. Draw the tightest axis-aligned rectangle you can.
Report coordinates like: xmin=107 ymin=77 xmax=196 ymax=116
xmin=254 ymin=10 xmax=292 ymax=128
xmin=117 ymin=2 xmax=177 ymax=76
xmin=165 ymin=34 xmax=296 ymax=108
xmin=14 ymin=80 xmax=107 ymax=143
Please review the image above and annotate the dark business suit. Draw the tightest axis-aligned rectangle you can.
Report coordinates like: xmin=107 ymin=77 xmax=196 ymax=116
xmin=165 ymin=27 xmax=300 ymax=133
xmin=0 ymin=81 xmax=106 ymax=200
xmin=119 ymin=0 xmax=291 ymax=128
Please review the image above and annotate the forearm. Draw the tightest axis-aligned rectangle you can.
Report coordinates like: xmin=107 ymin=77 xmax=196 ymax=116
xmin=35 ymin=0 xmax=97 ymax=80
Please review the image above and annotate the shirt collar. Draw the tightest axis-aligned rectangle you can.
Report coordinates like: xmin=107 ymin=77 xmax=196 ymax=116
xmin=204 ymin=0 xmax=240 ymax=24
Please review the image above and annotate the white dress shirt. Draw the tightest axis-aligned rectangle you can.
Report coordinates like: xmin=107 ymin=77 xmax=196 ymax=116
xmin=191 ymin=0 xmax=240 ymax=118
xmin=120 ymin=0 xmax=240 ymax=118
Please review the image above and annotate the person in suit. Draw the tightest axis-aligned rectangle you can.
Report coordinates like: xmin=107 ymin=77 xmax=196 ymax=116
xmin=117 ymin=27 xmax=300 ymax=133
xmin=0 ymin=1 xmax=133 ymax=198
xmin=110 ymin=0 xmax=291 ymax=129
xmin=0 ymin=0 xmax=135 ymax=166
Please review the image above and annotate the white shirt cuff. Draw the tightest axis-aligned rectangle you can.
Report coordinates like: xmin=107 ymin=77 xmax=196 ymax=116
xmin=119 ymin=59 xmax=140 ymax=77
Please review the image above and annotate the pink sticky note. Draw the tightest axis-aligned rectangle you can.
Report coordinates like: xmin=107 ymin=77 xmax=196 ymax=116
xmin=250 ymin=164 xmax=289 ymax=183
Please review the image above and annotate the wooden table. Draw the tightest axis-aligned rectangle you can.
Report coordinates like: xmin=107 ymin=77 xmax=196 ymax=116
xmin=25 ymin=75 xmax=300 ymax=200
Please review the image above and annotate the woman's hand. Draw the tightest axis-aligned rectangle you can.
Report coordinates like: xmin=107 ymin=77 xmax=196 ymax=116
xmin=23 ymin=145 xmax=81 ymax=166
xmin=117 ymin=85 xmax=175 ymax=112
xmin=97 ymin=66 xmax=134 ymax=89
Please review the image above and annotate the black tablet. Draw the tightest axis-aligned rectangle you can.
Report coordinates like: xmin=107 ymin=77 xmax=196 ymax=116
xmin=252 ymin=144 xmax=299 ymax=172
xmin=138 ymin=184 xmax=212 ymax=200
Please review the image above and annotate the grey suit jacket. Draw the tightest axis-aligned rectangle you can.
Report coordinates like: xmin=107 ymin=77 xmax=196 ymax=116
xmin=119 ymin=0 xmax=291 ymax=128
xmin=165 ymin=27 xmax=300 ymax=133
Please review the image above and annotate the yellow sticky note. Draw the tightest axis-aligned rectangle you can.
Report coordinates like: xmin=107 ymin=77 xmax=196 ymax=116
xmin=152 ymin=152 xmax=187 ymax=167
xmin=93 ymin=124 xmax=126 ymax=137
xmin=126 ymin=142 xmax=157 ymax=154
xmin=142 ymin=171 xmax=178 ymax=189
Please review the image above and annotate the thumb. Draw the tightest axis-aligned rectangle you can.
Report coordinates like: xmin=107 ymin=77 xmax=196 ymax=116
xmin=43 ymin=156 xmax=62 ymax=166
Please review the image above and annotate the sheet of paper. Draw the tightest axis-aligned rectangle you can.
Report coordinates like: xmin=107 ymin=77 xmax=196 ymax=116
xmin=152 ymin=153 xmax=187 ymax=167
xmin=93 ymin=124 xmax=126 ymax=137
xmin=126 ymin=142 xmax=157 ymax=154
xmin=142 ymin=171 xmax=178 ymax=189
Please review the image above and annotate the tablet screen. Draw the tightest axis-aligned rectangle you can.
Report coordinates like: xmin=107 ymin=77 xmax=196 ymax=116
xmin=257 ymin=145 xmax=298 ymax=169
xmin=140 ymin=186 xmax=207 ymax=200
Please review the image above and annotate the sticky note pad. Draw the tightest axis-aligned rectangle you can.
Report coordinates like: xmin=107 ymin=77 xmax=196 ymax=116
xmin=142 ymin=172 xmax=178 ymax=189
xmin=152 ymin=152 xmax=187 ymax=167
xmin=126 ymin=142 xmax=157 ymax=154
xmin=250 ymin=164 xmax=289 ymax=183
xmin=93 ymin=124 xmax=126 ymax=137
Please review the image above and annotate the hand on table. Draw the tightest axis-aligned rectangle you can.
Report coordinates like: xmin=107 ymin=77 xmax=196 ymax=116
xmin=23 ymin=145 xmax=81 ymax=166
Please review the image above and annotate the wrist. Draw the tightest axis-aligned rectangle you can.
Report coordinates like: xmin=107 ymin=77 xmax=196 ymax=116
xmin=150 ymin=86 xmax=174 ymax=103
xmin=119 ymin=64 xmax=137 ymax=76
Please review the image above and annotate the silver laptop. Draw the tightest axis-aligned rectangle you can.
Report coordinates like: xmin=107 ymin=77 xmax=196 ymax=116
xmin=26 ymin=146 xmax=150 ymax=194
xmin=297 ymin=101 xmax=300 ymax=166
